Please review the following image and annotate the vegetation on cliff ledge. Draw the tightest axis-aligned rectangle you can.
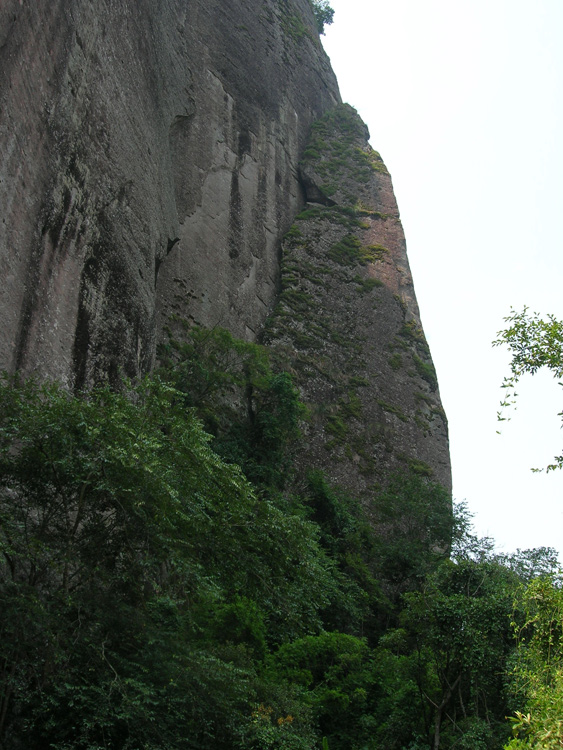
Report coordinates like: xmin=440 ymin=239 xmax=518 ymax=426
xmin=311 ymin=0 xmax=334 ymax=35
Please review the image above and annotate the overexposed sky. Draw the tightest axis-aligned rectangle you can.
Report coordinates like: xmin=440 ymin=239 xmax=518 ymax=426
xmin=322 ymin=0 xmax=563 ymax=555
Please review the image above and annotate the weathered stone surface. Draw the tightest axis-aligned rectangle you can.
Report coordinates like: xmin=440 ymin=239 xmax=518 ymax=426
xmin=0 ymin=2 xmax=450 ymax=492
xmin=265 ymin=105 xmax=451 ymax=493
xmin=0 ymin=0 xmax=339 ymax=386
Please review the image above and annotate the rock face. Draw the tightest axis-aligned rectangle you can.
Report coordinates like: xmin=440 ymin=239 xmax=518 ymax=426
xmin=0 ymin=1 xmax=450 ymax=491
xmin=0 ymin=0 xmax=339 ymax=387
xmin=264 ymin=105 xmax=451 ymax=493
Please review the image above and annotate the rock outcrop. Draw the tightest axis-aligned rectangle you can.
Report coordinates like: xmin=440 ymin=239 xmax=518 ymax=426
xmin=265 ymin=105 xmax=450 ymax=493
xmin=0 ymin=0 xmax=339 ymax=386
xmin=0 ymin=0 xmax=450 ymax=490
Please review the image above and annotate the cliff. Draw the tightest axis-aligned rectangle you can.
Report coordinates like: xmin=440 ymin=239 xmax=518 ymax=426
xmin=0 ymin=0 xmax=450 ymax=491
xmin=0 ymin=0 xmax=338 ymax=386
xmin=265 ymin=105 xmax=450 ymax=492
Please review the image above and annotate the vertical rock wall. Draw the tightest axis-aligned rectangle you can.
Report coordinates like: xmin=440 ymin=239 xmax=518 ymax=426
xmin=0 ymin=2 xmax=450 ymax=489
xmin=0 ymin=0 xmax=339 ymax=386
xmin=264 ymin=106 xmax=451 ymax=493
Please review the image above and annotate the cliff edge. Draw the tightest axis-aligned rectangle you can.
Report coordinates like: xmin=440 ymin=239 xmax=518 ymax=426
xmin=0 ymin=0 xmax=450 ymax=491
xmin=265 ymin=105 xmax=451 ymax=493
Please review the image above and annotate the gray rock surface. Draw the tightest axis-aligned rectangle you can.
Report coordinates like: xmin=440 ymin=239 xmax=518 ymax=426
xmin=0 ymin=1 xmax=450 ymax=491
xmin=264 ymin=105 xmax=451 ymax=493
xmin=0 ymin=0 xmax=339 ymax=386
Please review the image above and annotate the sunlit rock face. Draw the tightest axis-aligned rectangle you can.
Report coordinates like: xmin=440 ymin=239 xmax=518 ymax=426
xmin=264 ymin=105 xmax=451 ymax=494
xmin=0 ymin=0 xmax=339 ymax=387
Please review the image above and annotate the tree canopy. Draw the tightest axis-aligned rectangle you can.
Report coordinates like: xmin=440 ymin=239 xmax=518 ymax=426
xmin=311 ymin=0 xmax=334 ymax=35
xmin=0 ymin=321 xmax=560 ymax=748
xmin=494 ymin=306 xmax=563 ymax=470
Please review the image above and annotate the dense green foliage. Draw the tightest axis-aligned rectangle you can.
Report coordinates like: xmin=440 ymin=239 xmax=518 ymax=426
xmin=310 ymin=0 xmax=334 ymax=35
xmin=159 ymin=322 xmax=305 ymax=490
xmin=494 ymin=306 xmax=563 ymax=470
xmin=503 ymin=576 xmax=563 ymax=749
xmin=493 ymin=307 xmax=563 ymax=747
xmin=0 ymin=375 xmax=331 ymax=747
xmin=0 ymin=323 xmax=560 ymax=748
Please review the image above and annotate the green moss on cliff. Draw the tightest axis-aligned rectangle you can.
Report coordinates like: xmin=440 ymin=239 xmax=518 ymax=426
xmin=300 ymin=104 xmax=389 ymax=203
xmin=378 ymin=399 xmax=409 ymax=423
xmin=413 ymin=354 xmax=438 ymax=391
xmin=327 ymin=235 xmax=389 ymax=267
xmin=353 ymin=275 xmax=383 ymax=293
xmin=388 ymin=353 xmax=403 ymax=371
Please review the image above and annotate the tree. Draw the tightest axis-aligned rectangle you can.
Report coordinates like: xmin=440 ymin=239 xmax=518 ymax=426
xmin=158 ymin=322 xmax=306 ymax=489
xmin=493 ymin=307 xmax=563 ymax=470
xmin=376 ymin=508 xmax=555 ymax=750
xmin=311 ymin=0 xmax=334 ymax=35
xmin=400 ymin=557 xmax=516 ymax=750
xmin=371 ymin=472 xmax=453 ymax=606
xmin=266 ymin=631 xmax=376 ymax=749
xmin=0 ymin=375 xmax=253 ymax=746
xmin=0 ymin=375 xmax=333 ymax=747
xmin=504 ymin=575 xmax=563 ymax=750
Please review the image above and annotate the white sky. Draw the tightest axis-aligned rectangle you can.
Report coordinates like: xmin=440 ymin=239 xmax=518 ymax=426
xmin=322 ymin=0 xmax=563 ymax=556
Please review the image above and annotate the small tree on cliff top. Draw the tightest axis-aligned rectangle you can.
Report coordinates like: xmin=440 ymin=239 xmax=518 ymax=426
xmin=311 ymin=0 xmax=334 ymax=34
